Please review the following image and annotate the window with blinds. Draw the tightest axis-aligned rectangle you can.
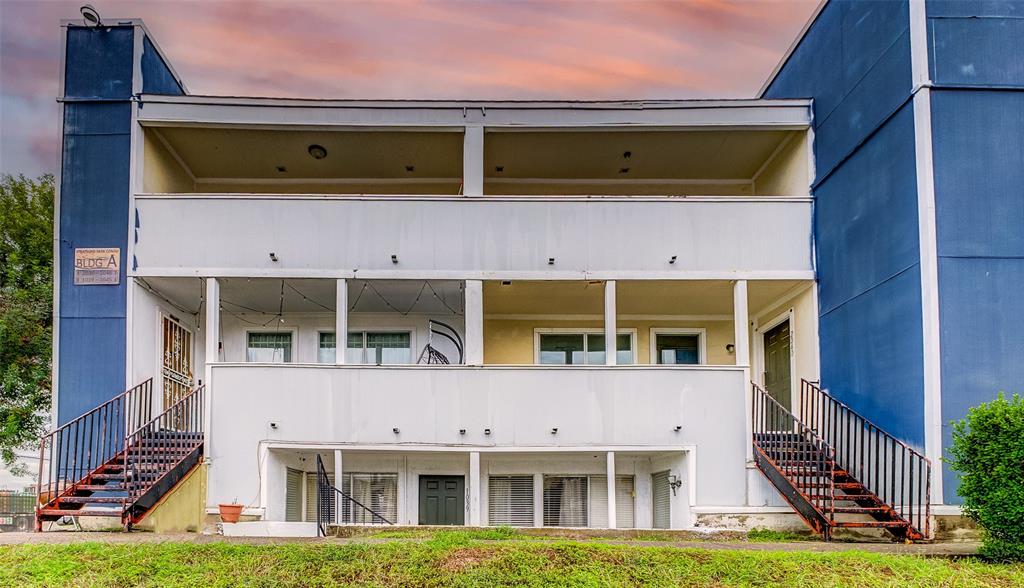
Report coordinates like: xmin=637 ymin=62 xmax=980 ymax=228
xmin=652 ymin=471 xmax=671 ymax=529
xmin=655 ymin=333 xmax=701 ymax=365
xmin=487 ymin=476 xmax=534 ymax=527
xmin=285 ymin=468 xmax=303 ymax=522
xmin=588 ymin=475 xmax=636 ymax=529
xmin=542 ymin=476 xmax=588 ymax=527
xmin=340 ymin=473 xmax=398 ymax=524
xmin=246 ymin=332 xmax=293 ymax=363
xmin=345 ymin=332 xmax=412 ymax=365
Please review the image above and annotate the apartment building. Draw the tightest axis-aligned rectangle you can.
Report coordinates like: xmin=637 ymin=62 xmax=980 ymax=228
xmin=38 ymin=1 xmax=1023 ymax=539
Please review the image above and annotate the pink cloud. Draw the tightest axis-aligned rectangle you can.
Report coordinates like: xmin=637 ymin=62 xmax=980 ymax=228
xmin=1 ymin=0 xmax=817 ymax=175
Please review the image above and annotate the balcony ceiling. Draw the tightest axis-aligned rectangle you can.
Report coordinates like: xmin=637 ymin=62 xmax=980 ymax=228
xmin=143 ymin=277 xmax=465 ymax=315
xmin=155 ymin=128 xmax=464 ymax=180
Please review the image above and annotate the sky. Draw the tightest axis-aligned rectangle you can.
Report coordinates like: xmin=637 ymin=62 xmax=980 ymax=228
xmin=0 ymin=0 xmax=818 ymax=178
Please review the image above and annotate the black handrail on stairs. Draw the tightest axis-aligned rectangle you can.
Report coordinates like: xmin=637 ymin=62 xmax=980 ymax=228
xmin=315 ymin=454 xmax=393 ymax=537
xmin=798 ymin=379 xmax=931 ymax=539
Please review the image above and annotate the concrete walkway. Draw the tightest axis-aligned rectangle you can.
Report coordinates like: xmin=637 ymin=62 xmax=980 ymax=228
xmin=0 ymin=532 xmax=981 ymax=556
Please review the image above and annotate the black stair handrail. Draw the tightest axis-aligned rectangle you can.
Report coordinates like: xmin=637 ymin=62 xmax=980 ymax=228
xmin=36 ymin=379 xmax=155 ymax=511
xmin=315 ymin=454 xmax=393 ymax=537
xmin=799 ymin=379 xmax=931 ymax=538
xmin=752 ymin=382 xmax=836 ymax=525
xmin=123 ymin=385 xmax=205 ymax=505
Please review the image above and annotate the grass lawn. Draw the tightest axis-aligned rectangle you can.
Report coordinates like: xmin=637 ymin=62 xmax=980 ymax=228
xmin=2 ymin=531 xmax=1022 ymax=587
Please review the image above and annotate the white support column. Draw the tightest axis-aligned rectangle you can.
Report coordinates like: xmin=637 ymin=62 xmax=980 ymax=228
xmin=469 ymin=452 xmax=481 ymax=526
xmin=533 ymin=473 xmax=544 ymax=528
xmin=205 ymin=277 xmax=220 ymax=368
xmin=464 ymin=280 xmax=484 ymax=365
xmin=334 ymin=449 xmax=343 ymax=525
xmin=203 ymin=277 xmax=220 ymax=453
xmin=604 ymin=280 xmax=617 ymax=366
xmin=335 ymin=279 xmax=348 ymax=365
xmin=463 ymin=126 xmax=484 ymax=196
xmin=733 ymin=280 xmax=750 ymax=368
xmin=606 ymin=452 xmax=617 ymax=529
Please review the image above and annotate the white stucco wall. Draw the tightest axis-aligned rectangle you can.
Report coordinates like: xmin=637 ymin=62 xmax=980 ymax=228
xmin=133 ymin=196 xmax=813 ymax=278
xmin=206 ymin=364 xmax=747 ymax=517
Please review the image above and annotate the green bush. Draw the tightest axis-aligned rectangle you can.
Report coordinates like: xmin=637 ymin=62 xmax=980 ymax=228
xmin=947 ymin=393 xmax=1024 ymax=562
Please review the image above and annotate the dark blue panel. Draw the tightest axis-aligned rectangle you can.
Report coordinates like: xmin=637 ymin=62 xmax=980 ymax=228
xmin=841 ymin=0 xmax=911 ymax=91
xmin=931 ymin=90 xmax=1024 ymax=257
xmin=814 ymin=29 xmax=913 ymax=176
xmin=141 ymin=35 xmax=184 ymax=95
xmin=928 ymin=17 xmax=1024 ymax=86
xmin=57 ymin=318 xmax=126 ymax=424
xmin=765 ymin=1 xmax=845 ymax=124
xmin=938 ymin=258 xmax=1024 ymax=502
xmin=59 ymin=110 xmax=130 ymax=318
xmin=64 ymin=26 xmax=134 ymax=99
xmin=815 ymin=103 xmax=920 ymax=314
xmin=819 ymin=266 xmax=926 ymax=447
xmin=926 ymin=0 xmax=1023 ymax=18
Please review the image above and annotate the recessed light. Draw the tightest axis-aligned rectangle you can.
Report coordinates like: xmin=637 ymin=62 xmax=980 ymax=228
xmin=307 ymin=144 xmax=327 ymax=160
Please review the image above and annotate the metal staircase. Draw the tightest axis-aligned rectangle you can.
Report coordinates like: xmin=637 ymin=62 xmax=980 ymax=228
xmin=752 ymin=380 xmax=930 ymax=541
xmin=35 ymin=379 xmax=205 ymax=530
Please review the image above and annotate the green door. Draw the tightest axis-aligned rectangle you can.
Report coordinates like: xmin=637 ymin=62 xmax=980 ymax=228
xmin=764 ymin=320 xmax=792 ymax=410
xmin=419 ymin=476 xmax=465 ymax=525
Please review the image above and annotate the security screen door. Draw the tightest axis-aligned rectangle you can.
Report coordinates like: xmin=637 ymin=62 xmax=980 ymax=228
xmin=161 ymin=315 xmax=194 ymax=409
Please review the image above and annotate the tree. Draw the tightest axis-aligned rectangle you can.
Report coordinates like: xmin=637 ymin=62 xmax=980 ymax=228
xmin=0 ymin=174 xmax=54 ymax=474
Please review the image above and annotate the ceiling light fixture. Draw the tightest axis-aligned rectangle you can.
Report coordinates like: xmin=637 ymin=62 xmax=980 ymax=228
xmin=405 ymin=165 xmax=415 ymax=172
xmin=80 ymin=4 xmax=102 ymax=26
xmin=307 ymin=144 xmax=327 ymax=160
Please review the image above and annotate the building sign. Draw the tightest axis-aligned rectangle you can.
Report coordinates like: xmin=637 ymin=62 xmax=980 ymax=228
xmin=74 ymin=248 xmax=120 ymax=285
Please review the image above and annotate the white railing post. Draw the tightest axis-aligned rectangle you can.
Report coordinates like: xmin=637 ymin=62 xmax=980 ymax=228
xmin=604 ymin=281 xmax=617 ymax=366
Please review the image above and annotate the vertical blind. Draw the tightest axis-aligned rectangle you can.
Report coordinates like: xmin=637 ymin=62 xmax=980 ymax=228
xmin=652 ymin=471 xmax=671 ymax=529
xmin=285 ymin=468 xmax=303 ymax=522
xmin=542 ymin=476 xmax=589 ymax=527
xmin=487 ymin=475 xmax=535 ymax=527
xmin=341 ymin=473 xmax=399 ymax=524
xmin=588 ymin=475 xmax=636 ymax=529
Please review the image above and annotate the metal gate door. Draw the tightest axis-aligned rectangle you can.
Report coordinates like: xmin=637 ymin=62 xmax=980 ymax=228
xmin=162 ymin=315 xmax=194 ymax=412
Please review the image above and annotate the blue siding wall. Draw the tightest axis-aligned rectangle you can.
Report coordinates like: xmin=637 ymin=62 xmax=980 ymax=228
xmin=927 ymin=1 xmax=1024 ymax=87
xmin=141 ymin=35 xmax=184 ymax=95
xmin=58 ymin=27 xmax=135 ymax=424
xmin=765 ymin=0 xmax=926 ymax=446
xmin=930 ymin=89 xmax=1024 ymax=502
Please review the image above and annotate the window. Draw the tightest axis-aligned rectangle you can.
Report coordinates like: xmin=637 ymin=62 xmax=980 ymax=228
xmin=345 ymin=331 xmax=412 ymax=365
xmin=341 ymin=473 xmax=398 ymax=524
xmin=543 ymin=476 xmax=588 ymax=527
xmin=537 ymin=332 xmax=633 ymax=365
xmin=542 ymin=475 xmax=635 ymax=528
xmin=318 ymin=332 xmax=336 ymax=363
xmin=488 ymin=475 xmax=534 ymax=527
xmin=246 ymin=332 xmax=293 ymax=363
xmin=652 ymin=329 xmax=704 ymax=365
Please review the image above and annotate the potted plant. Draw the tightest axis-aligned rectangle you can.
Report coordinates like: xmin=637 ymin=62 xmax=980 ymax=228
xmin=218 ymin=499 xmax=243 ymax=524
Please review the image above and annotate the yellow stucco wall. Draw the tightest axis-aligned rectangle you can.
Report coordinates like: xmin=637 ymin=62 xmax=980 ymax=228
xmin=143 ymin=130 xmax=194 ymax=193
xmin=753 ymin=131 xmax=810 ymax=196
xmin=483 ymin=319 xmax=737 ymax=365
xmin=136 ymin=462 xmax=207 ymax=533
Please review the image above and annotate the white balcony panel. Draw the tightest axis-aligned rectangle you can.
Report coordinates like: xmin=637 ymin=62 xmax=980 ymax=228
xmin=133 ymin=196 xmax=813 ymax=278
xmin=206 ymin=364 xmax=747 ymax=509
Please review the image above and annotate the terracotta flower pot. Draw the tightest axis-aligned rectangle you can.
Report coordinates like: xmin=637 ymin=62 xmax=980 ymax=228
xmin=218 ymin=503 xmax=243 ymax=524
